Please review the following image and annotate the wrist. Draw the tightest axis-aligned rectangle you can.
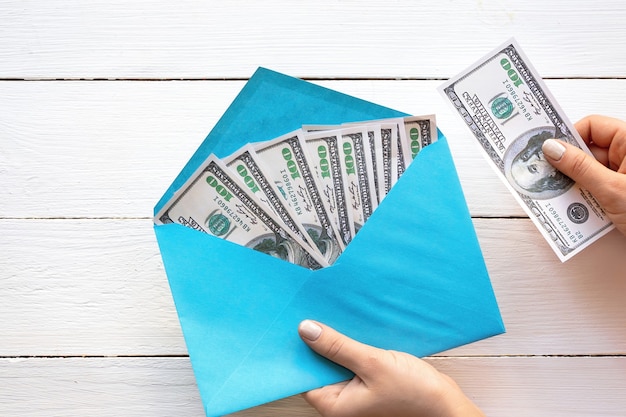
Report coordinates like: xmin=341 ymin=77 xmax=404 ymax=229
xmin=435 ymin=383 xmax=485 ymax=417
xmin=449 ymin=401 xmax=485 ymax=417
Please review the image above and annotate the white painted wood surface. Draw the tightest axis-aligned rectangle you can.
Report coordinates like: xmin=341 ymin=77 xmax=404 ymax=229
xmin=1 ymin=1 xmax=625 ymax=416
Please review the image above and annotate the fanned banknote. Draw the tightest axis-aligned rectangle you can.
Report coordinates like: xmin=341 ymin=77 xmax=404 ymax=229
xmin=393 ymin=115 xmax=438 ymax=180
xmin=251 ymin=130 xmax=344 ymax=265
xmin=380 ymin=122 xmax=399 ymax=196
xmin=439 ymin=38 xmax=614 ymax=261
xmin=154 ymin=154 xmax=327 ymax=270
xmin=360 ymin=124 xmax=384 ymax=204
xmin=347 ymin=118 xmax=402 ymax=191
xmin=222 ymin=144 xmax=325 ymax=259
xmin=338 ymin=126 xmax=379 ymax=233
xmin=400 ymin=115 xmax=438 ymax=166
xmin=301 ymin=129 xmax=356 ymax=246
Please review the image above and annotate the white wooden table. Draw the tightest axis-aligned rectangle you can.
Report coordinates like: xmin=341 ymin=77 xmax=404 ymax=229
xmin=2 ymin=1 xmax=625 ymax=416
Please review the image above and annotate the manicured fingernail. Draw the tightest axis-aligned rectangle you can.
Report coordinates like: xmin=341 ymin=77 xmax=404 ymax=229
xmin=542 ymin=139 xmax=566 ymax=161
xmin=299 ymin=320 xmax=322 ymax=341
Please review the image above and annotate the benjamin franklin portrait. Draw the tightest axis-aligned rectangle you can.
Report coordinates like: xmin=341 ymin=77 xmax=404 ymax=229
xmin=503 ymin=127 xmax=574 ymax=199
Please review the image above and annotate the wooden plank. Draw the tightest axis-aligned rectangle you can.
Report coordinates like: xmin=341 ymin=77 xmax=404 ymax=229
xmin=430 ymin=356 xmax=626 ymax=417
xmin=1 ymin=218 xmax=624 ymax=357
xmin=1 ymin=1 xmax=626 ymax=79
xmin=1 ymin=356 xmax=624 ymax=416
xmin=445 ymin=221 xmax=626 ymax=356
xmin=0 ymin=219 xmax=186 ymax=356
xmin=1 ymin=79 xmax=624 ymax=219
xmin=0 ymin=357 xmax=204 ymax=416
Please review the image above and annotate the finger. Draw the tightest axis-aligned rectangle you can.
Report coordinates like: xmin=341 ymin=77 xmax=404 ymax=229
xmin=298 ymin=320 xmax=382 ymax=379
xmin=588 ymin=143 xmax=610 ymax=167
xmin=302 ymin=375 xmax=367 ymax=416
xmin=542 ymin=139 xmax=621 ymax=202
xmin=301 ymin=380 xmax=350 ymax=414
xmin=575 ymin=114 xmax=626 ymax=149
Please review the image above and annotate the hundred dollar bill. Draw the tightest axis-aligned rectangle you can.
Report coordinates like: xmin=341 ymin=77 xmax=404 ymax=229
xmin=222 ymin=144 xmax=325 ymax=259
xmin=380 ymin=122 xmax=399 ymax=196
xmin=154 ymin=154 xmax=327 ymax=270
xmin=338 ymin=126 xmax=378 ymax=233
xmin=439 ymin=38 xmax=614 ymax=261
xmin=361 ymin=124 xmax=384 ymax=204
xmin=390 ymin=115 xmax=438 ymax=181
xmin=301 ymin=129 xmax=356 ymax=246
xmin=252 ymin=130 xmax=344 ymax=265
xmin=354 ymin=118 xmax=403 ymax=185
xmin=400 ymin=115 xmax=438 ymax=166
xmin=394 ymin=122 xmax=407 ymax=181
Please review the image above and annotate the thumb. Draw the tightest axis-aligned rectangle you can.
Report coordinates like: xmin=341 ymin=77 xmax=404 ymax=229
xmin=298 ymin=320 xmax=380 ymax=378
xmin=542 ymin=138 xmax=618 ymax=200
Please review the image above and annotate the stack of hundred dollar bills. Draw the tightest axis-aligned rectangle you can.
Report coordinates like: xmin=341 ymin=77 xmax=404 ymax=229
xmin=154 ymin=116 xmax=436 ymax=270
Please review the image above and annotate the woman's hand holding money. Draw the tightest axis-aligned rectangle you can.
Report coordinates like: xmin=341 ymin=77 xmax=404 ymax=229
xmin=542 ymin=115 xmax=626 ymax=237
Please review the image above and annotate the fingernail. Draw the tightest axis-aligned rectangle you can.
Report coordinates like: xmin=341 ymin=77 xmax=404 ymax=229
xmin=299 ymin=320 xmax=322 ymax=341
xmin=542 ymin=139 xmax=566 ymax=161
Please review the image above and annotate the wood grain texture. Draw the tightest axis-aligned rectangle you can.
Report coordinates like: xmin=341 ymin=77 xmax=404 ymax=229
xmin=0 ymin=219 xmax=184 ymax=356
xmin=1 ymin=218 xmax=624 ymax=357
xmin=1 ymin=79 xmax=625 ymax=218
xmin=0 ymin=357 xmax=204 ymax=417
xmin=2 ymin=0 xmax=626 ymax=415
xmin=1 ymin=1 xmax=626 ymax=79
xmin=1 ymin=356 xmax=624 ymax=417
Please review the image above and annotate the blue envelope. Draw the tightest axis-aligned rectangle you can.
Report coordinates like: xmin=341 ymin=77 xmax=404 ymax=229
xmin=154 ymin=68 xmax=505 ymax=416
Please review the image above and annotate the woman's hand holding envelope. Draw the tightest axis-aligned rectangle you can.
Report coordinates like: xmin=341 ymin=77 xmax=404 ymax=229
xmin=298 ymin=320 xmax=486 ymax=417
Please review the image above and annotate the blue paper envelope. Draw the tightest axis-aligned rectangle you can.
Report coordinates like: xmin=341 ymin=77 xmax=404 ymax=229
xmin=154 ymin=68 xmax=504 ymax=416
